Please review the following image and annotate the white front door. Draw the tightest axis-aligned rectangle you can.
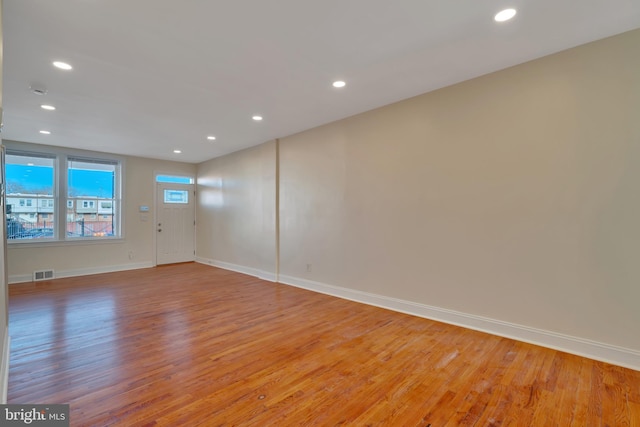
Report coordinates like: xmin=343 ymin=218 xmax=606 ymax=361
xmin=156 ymin=182 xmax=195 ymax=265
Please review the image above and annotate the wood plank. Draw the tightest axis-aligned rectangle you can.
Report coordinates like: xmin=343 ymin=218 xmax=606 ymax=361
xmin=8 ymin=263 xmax=640 ymax=425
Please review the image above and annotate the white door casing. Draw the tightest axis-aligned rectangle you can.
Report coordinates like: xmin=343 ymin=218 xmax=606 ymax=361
xmin=156 ymin=182 xmax=195 ymax=265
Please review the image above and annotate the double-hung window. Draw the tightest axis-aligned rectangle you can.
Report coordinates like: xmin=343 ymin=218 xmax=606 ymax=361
xmin=6 ymin=150 xmax=122 ymax=242
xmin=6 ymin=152 xmax=56 ymax=240
xmin=67 ymin=157 xmax=120 ymax=239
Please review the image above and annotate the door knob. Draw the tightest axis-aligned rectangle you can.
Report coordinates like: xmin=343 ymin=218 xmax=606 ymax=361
xmin=157 ymin=229 xmax=162 ymax=232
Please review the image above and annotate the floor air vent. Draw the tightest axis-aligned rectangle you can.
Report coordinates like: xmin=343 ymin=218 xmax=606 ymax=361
xmin=33 ymin=270 xmax=55 ymax=281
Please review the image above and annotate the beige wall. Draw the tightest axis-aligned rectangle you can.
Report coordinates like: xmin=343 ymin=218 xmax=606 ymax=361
xmin=6 ymin=141 xmax=196 ymax=280
xmin=197 ymin=29 xmax=640 ymax=357
xmin=278 ymin=29 xmax=640 ymax=350
xmin=196 ymin=141 xmax=277 ymax=277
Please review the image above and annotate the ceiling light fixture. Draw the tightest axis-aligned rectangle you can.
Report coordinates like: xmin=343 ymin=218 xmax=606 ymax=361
xmin=252 ymin=115 xmax=263 ymax=121
xmin=39 ymin=130 xmax=51 ymax=135
xmin=494 ymin=8 xmax=517 ymax=22
xmin=207 ymin=136 xmax=216 ymax=140
xmin=41 ymin=104 xmax=56 ymax=111
xmin=173 ymin=149 xmax=182 ymax=154
xmin=53 ymin=61 xmax=73 ymax=70
xmin=332 ymin=80 xmax=346 ymax=88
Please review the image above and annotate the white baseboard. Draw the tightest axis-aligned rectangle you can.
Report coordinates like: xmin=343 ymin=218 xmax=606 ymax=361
xmin=278 ymin=274 xmax=640 ymax=372
xmin=7 ymin=274 xmax=32 ymax=284
xmin=12 ymin=257 xmax=637 ymax=371
xmin=195 ymin=257 xmax=277 ymax=282
xmin=0 ymin=328 xmax=9 ymax=404
xmin=9 ymin=262 xmax=155 ymax=284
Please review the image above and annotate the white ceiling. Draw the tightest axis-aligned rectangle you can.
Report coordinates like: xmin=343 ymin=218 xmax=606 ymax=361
xmin=3 ymin=1 xmax=640 ymax=164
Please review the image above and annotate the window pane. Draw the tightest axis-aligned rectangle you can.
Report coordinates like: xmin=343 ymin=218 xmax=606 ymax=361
xmin=156 ymin=175 xmax=194 ymax=184
xmin=6 ymin=153 xmax=56 ymax=241
xmin=67 ymin=158 xmax=119 ymax=238
xmin=68 ymin=159 xmax=115 ymax=198
xmin=164 ymin=189 xmax=189 ymax=204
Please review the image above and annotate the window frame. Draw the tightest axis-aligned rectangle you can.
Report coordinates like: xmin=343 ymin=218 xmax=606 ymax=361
xmin=5 ymin=150 xmax=58 ymax=242
xmin=5 ymin=145 xmax=125 ymax=245
xmin=66 ymin=155 xmax=122 ymax=241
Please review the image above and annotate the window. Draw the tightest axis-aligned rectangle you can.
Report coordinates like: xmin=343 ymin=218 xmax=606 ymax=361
xmin=164 ymin=189 xmax=189 ymax=204
xmin=156 ymin=175 xmax=194 ymax=184
xmin=6 ymin=152 xmax=56 ymax=241
xmin=6 ymin=150 xmax=122 ymax=242
xmin=67 ymin=157 xmax=120 ymax=239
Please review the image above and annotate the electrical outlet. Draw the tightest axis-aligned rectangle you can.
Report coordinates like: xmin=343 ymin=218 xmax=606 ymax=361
xmin=128 ymin=251 xmax=135 ymax=260
xmin=306 ymin=263 xmax=312 ymax=273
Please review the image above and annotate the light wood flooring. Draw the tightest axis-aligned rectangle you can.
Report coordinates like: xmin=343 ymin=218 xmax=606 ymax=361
xmin=8 ymin=262 xmax=640 ymax=426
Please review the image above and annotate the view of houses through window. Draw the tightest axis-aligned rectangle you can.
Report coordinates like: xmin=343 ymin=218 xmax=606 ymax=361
xmin=66 ymin=157 xmax=118 ymax=239
xmin=5 ymin=151 xmax=121 ymax=241
xmin=6 ymin=153 xmax=56 ymax=240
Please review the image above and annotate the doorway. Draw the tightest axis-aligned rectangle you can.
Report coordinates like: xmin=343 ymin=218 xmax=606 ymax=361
xmin=156 ymin=182 xmax=195 ymax=265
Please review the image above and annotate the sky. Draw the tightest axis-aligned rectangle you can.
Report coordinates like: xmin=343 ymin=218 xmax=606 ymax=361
xmin=6 ymin=165 xmax=114 ymax=197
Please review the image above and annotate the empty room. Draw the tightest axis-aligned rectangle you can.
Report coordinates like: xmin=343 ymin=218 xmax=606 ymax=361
xmin=0 ymin=1 xmax=639 ymax=425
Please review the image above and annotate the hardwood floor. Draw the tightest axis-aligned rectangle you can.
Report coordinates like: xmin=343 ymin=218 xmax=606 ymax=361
xmin=8 ymin=263 xmax=640 ymax=426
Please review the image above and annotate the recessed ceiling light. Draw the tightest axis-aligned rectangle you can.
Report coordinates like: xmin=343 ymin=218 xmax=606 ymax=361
xmin=252 ymin=115 xmax=263 ymax=121
xmin=41 ymin=104 xmax=56 ymax=111
xmin=173 ymin=149 xmax=182 ymax=154
xmin=53 ymin=61 xmax=73 ymax=70
xmin=494 ymin=8 xmax=517 ymax=22
xmin=39 ymin=130 xmax=51 ymax=135
xmin=207 ymin=136 xmax=216 ymax=140
xmin=332 ymin=80 xmax=346 ymax=88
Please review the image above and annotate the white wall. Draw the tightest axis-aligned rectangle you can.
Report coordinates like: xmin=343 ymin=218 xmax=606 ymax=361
xmin=197 ymin=29 xmax=640 ymax=369
xmin=5 ymin=141 xmax=196 ymax=282
xmin=196 ymin=141 xmax=277 ymax=280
